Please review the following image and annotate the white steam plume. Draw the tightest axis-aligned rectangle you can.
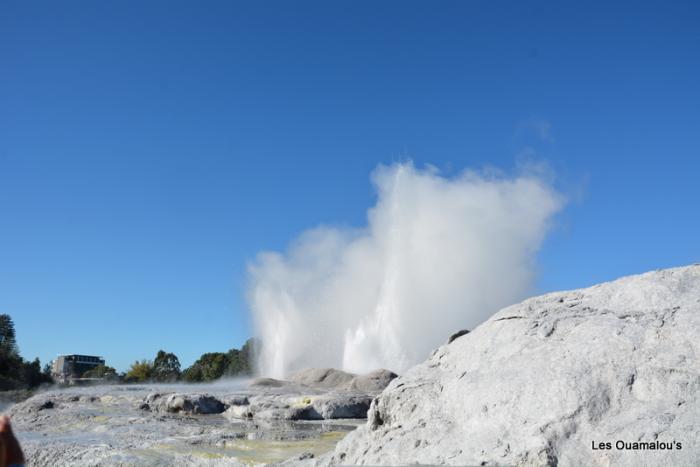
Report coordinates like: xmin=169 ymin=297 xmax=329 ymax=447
xmin=248 ymin=163 xmax=563 ymax=378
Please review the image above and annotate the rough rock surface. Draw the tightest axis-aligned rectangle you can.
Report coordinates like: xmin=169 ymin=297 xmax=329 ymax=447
xmin=6 ymin=368 xmax=390 ymax=465
xmin=311 ymin=394 xmax=374 ymax=420
xmin=223 ymin=391 xmax=373 ymax=422
xmin=345 ymin=370 xmax=398 ymax=393
xmin=318 ymin=265 xmax=700 ymax=467
xmin=219 ymin=368 xmax=396 ymax=422
xmin=285 ymin=368 xmax=397 ymax=394
xmin=7 ymin=383 xmax=362 ymax=466
xmin=144 ymin=392 xmax=227 ymax=414
xmin=287 ymin=369 xmax=355 ymax=389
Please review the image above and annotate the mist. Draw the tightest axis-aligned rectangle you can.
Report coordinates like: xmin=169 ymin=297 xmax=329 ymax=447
xmin=248 ymin=163 xmax=564 ymax=378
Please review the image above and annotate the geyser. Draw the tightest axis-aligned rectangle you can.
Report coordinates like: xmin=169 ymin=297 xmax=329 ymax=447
xmin=248 ymin=163 xmax=563 ymax=378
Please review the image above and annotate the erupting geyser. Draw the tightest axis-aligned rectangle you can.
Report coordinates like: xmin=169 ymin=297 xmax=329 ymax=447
xmin=248 ymin=162 xmax=563 ymax=378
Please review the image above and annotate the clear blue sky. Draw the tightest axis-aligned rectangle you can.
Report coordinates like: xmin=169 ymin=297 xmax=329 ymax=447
xmin=1 ymin=1 xmax=698 ymax=372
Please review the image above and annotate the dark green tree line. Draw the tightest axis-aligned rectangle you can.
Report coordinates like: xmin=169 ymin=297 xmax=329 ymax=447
xmin=0 ymin=314 xmax=53 ymax=389
xmin=181 ymin=338 xmax=258 ymax=382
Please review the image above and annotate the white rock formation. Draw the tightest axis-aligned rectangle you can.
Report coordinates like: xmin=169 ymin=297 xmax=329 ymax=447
xmin=287 ymin=368 xmax=398 ymax=393
xmin=320 ymin=264 xmax=700 ymax=466
xmin=8 ymin=384 xmax=363 ymax=466
xmin=288 ymin=368 xmax=357 ymax=388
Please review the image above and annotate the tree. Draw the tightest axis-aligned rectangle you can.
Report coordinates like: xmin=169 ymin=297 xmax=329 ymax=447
xmin=0 ymin=348 xmax=21 ymax=381
xmin=0 ymin=314 xmax=51 ymax=389
xmin=239 ymin=338 xmax=258 ymax=374
xmin=225 ymin=338 xmax=258 ymax=376
xmin=20 ymin=358 xmax=48 ymax=388
xmin=181 ymin=352 xmax=228 ymax=382
xmin=125 ymin=360 xmax=153 ymax=382
xmin=0 ymin=314 xmax=18 ymax=357
xmin=196 ymin=352 xmax=229 ymax=380
xmin=181 ymin=364 xmax=203 ymax=382
xmin=182 ymin=339 xmax=259 ymax=382
xmin=83 ymin=364 xmax=118 ymax=380
xmin=152 ymin=350 xmax=180 ymax=381
xmin=0 ymin=314 xmax=21 ymax=377
xmin=225 ymin=348 xmax=242 ymax=375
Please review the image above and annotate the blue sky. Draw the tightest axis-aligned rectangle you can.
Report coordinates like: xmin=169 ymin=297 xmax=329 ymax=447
xmin=1 ymin=1 xmax=698 ymax=372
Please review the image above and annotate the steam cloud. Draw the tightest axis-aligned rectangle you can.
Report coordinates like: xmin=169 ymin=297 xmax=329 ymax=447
xmin=248 ymin=163 xmax=563 ymax=378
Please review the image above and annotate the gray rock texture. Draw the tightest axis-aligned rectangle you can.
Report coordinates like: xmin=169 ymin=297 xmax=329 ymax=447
xmin=320 ymin=264 xmax=700 ymax=467
xmin=286 ymin=368 xmax=397 ymax=393
xmin=287 ymin=369 xmax=355 ymax=389
xmin=7 ymin=383 xmax=362 ymax=466
xmin=311 ymin=394 xmax=374 ymax=420
xmin=6 ymin=367 xmax=391 ymax=465
xmin=220 ymin=368 xmax=396 ymax=422
xmin=345 ymin=370 xmax=398 ymax=393
xmin=223 ymin=391 xmax=373 ymax=422
xmin=145 ymin=392 xmax=227 ymax=414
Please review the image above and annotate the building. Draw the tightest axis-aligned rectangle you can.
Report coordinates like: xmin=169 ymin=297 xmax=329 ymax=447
xmin=52 ymin=354 xmax=105 ymax=384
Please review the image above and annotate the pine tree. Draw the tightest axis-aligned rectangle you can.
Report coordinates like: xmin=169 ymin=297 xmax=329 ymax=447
xmin=0 ymin=314 xmax=18 ymax=357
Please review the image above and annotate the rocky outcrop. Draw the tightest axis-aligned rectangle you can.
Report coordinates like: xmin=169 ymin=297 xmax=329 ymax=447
xmin=312 ymin=394 xmax=374 ymax=419
xmin=9 ymin=384 xmax=362 ymax=466
xmin=222 ymin=368 xmax=396 ymax=422
xmin=281 ymin=368 xmax=397 ymax=393
xmin=8 ymin=393 xmax=88 ymax=418
xmin=287 ymin=368 xmax=356 ymax=388
xmin=345 ymin=370 xmax=398 ymax=393
xmin=142 ymin=392 xmax=226 ymax=414
xmin=321 ymin=265 xmax=700 ymax=467
xmin=224 ymin=392 xmax=374 ymax=421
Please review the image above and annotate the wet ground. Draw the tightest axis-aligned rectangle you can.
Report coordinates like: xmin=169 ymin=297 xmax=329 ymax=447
xmin=6 ymin=383 xmax=364 ymax=466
